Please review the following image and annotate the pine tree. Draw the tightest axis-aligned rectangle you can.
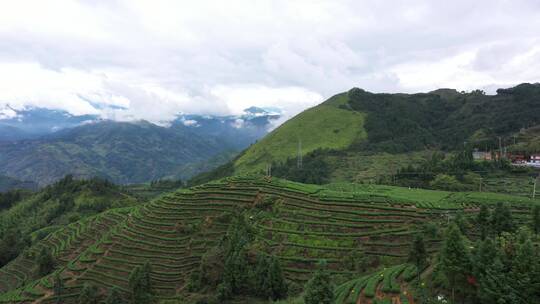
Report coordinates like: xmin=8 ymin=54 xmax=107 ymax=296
xmin=408 ymin=234 xmax=427 ymax=283
xmin=304 ymin=265 xmax=333 ymax=304
xmin=129 ymin=262 xmax=153 ymax=303
xmin=491 ymin=202 xmax=514 ymax=235
xmin=510 ymin=236 xmax=537 ymax=302
xmin=473 ymin=238 xmax=498 ymax=303
xmin=532 ymin=205 xmax=540 ymax=235
xmin=78 ymin=283 xmax=99 ymax=304
xmin=53 ymin=272 xmax=64 ymax=304
xmin=218 ymin=213 xmax=255 ymax=300
xmin=36 ymin=247 xmax=55 ymax=276
xmin=473 ymin=238 xmax=497 ymax=276
xmin=438 ymin=223 xmax=471 ymax=304
xmin=477 ymin=256 xmax=509 ymax=303
xmin=343 ymin=249 xmax=367 ymax=273
xmin=267 ymin=256 xmax=288 ymax=300
xmin=476 ymin=204 xmax=490 ymax=239
xmin=221 ymin=248 xmax=249 ymax=296
xmin=454 ymin=212 xmax=468 ymax=234
xmin=105 ymin=287 xmax=124 ymax=304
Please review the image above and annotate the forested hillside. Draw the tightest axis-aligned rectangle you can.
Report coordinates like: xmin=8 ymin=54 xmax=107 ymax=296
xmin=0 ymin=121 xmax=231 ymax=186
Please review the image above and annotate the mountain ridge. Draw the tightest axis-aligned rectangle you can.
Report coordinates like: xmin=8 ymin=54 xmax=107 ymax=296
xmin=0 ymin=107 xmax=281 ymax=186
xmin=192 ymin=83 xmax=540 ymax=185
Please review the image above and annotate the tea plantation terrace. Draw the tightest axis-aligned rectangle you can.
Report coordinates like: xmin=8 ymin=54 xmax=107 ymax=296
xmin=0 ymin=176 xmax=537 ymax=303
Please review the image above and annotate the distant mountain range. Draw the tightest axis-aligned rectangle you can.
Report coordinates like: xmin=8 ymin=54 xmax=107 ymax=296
xmin=0 ymin=107 xmax=98 ymax=141
xmin=0 ymin=175 xmax=37 ymax=192
xmin=0 ymin=106 xmax=280 ymax=187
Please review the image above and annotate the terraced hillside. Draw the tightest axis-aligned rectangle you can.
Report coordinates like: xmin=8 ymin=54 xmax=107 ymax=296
xmin=0 ymin=176 xmax=538 ymax=303
xmin=0 ymin=208 xmax=128 ymax=300
xmin=334 ymin=263 xmax=418 ymax=304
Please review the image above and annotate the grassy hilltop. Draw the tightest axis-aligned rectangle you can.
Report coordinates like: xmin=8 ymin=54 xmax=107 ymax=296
xmin=1 ymin=176 xmax=538 ymax=303
xmin=234 ymin=93 xmax=366 ymax=173
xmin=194 ymin=83 xmax=540 ymax=187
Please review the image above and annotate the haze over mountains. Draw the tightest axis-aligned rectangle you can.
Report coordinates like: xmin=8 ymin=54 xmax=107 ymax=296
xmin=0 ymin=106 xmax=280 ymax=186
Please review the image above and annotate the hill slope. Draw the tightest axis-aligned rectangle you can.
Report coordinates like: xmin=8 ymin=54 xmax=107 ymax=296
xmin=196 ymin=83 xmax=540 ymax=185
xmin=0 ymin=107 xmax=280 ymax=186
xmin=235 ymin=93 xmax=366 ymax=172
xmin=0 ymin=176 xmax=143 ymax=269
xmin=0 ymin=176 xmax=537 ymax=303
xmin=0 ymin=121 xmax=231 ymax=186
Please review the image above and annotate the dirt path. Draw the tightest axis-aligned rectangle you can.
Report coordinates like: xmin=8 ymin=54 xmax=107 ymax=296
xmin=30 ymin=288 xmax=53 ymax=304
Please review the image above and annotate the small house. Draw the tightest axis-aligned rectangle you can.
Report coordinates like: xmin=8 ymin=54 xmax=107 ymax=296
xmin=473 ymin=151 xmax=492 ymax=161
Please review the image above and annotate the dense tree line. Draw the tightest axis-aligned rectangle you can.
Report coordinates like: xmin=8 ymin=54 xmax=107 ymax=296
xmin=149 ymin=178 xmax=184 ymax=189
xmin=347 ymin=83 xmax=540 ymax=153
xmin=394 ymin=149 xmax=518 ymax=190
xmin=271 ymin=149 xmax=331 ymax=185
xmin=422 ymin=203 xmax=540 ymax=304
xmin=0 ymin=189 xmax=27 ymax=211
xmin=188 ymin=213 xmax=288 ymax=303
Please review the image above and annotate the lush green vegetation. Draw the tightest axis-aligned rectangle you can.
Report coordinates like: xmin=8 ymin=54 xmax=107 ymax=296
xmin=233 ymin=93 xmax=366 ymax=173
xmin=194 ymin=83 xmax=540 ymax=190
xmin=423 ymin=208 xmax=540 ymax=304
xmin=0 ymin=176 xmax=538 ymax=303
xmin=0 ymin=121 xmax=236 ymax=186
xmin=348 ymin=83 xmax=540 ymax=152
xmin=0 ymin=189 xmax=29 ymax=211
xmin=271 ymin=149 xmax=331 ymax=184
xmin=0 ymin=175 xmax=141 ymax=267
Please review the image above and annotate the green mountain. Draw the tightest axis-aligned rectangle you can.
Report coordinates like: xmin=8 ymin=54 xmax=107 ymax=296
xmin=0 ymin=175 xmax=37 ymax=192
xmin=0 ymin=121 xmax=234 ymax=186
xmin=0 ymin=176 xmax=538 ymax=303
xmin=193 ymin=83 xmax=540 ymax=185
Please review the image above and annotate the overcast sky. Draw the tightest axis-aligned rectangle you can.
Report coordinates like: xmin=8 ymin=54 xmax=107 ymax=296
xmin=0 ymin=0 xmax=539 ymax=123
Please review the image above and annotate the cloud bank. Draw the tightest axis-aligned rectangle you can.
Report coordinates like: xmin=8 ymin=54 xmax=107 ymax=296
xmin=0 ymin=0 xmax=539 ymax=123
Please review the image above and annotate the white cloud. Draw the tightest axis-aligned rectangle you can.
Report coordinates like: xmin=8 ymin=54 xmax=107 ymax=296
xmin=0 ymin=0 xmax=539 ymax=123
xmin=209 ymin=85 xmax=323 ymax=119
xmin=0 ymin=107 xmax=18 ymax=119
xmin=182 ymin=119 xmax=199 ymax=127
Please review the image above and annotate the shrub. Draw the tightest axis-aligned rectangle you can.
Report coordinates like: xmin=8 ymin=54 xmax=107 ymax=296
xmin=252 ymin=255 xmax=288 ymax=300
xmin=430 ymin=174 xmax=464 ymax=191
xmin=129 ymin=262 xmax=153 ymax=303
xmin=35 ymin=247 xmax=55 ymax=276
xmin=79 ymin=283 xmax=99 ymax=304
xmin=104 ymin=287 xmax=124 ymax=304
xmin=304 ymin=265 xmax=334 ymax=304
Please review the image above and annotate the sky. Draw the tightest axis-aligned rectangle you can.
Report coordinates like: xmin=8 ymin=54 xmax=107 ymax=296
xmin=0 ymin=0 xmax=539 ymax=124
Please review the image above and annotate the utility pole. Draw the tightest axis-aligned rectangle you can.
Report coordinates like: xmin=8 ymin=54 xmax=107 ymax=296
xmin=498 ymin=137 xmax=503 ymax=160
xmin=266 ymin=163 xmax=272 ymax=177
xmin=479 ymin=177 xmax=482 ymax=192
xmin=297 ymin=139 xmax=302 ymax=169
xmin=533 ymin=174 xmax=538 ymax=200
